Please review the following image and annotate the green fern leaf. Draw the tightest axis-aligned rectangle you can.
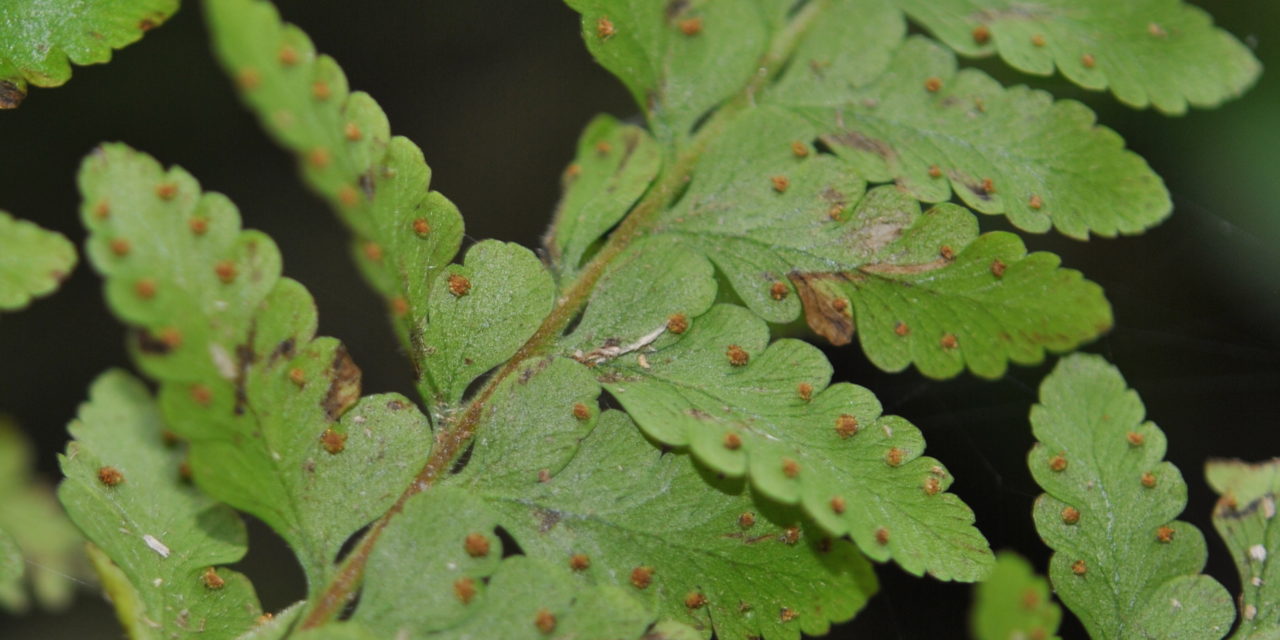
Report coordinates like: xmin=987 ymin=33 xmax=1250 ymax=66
xmin=970 ymin=551 xmax=1061 ymax=640
xmin=417 ymin=240 xmax=555 ymax=407
xmin=203 ymin=0 xmax=466 ymax=377
xmin=0 ymin=418 xmax=86 ymax=612
xmin=57 ymin=370 xmax=264 ymax=638
xmin=0 ymin=0 xmax=178 ymax=108
xmin=893 ymin=0 xmax=1262 ymax=115
xmin=0 ymin=211 xmax=76 ymax=310
xmin=77 ymin=144 xmax=434 ymax=592
xmin=600 ymin=303 xmax=992 ymax=581
xmin=546 ymin=114 xmax=661 ymax=276
xmin=1029 ymin=354 xmax=1234 ymax=639
xmin=1206 ymin=459 xmax=1280 ymax=638
xmin=464 ymin=410 xmax=879 ymax=639
xmin=563 ymin=0 xmax=791 ymax=142
xmin=770 ymin=36 xmax=1171 ymax=238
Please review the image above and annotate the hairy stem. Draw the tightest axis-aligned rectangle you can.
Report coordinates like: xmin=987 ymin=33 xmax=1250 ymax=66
xmin=299 ymin=3 xmax=825 ymax=627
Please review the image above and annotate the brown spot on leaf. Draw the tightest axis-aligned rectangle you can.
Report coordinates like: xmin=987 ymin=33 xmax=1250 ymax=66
xmin=791 ymin=141 xmax=809 ymax=157
xmin=770 ymin=281 xmax=789 ymax=301
xmin=885 ymin=447 xmax=905 ymax=467
xmin=1029 ymin=194 xmax=1043 ymax=210
xmin=684 ymin=592 xmax=707 ymax=609
xmin=136 ymin=328 xmax=174 ymax=355
xmin=1156 ymin=526 xmax=1175 ymax=543
xmin=924 ymin=77 xmax=943 ymax=92
xmin=1061 ymin=506 xmax=1080 ymax=525
xmin=940 ymin=245 xmax=956 ymax=260
xmin=667 ymin=313 xmax=689 ymax=334
xmin=464 ymin=532 xmax=490 ymax=557
xmin=1142 ymin=471 xmax=1157 ymax=488
xmin=238 ymin=68 xmax=261 ymax=89
xmin=928 ymin=165 xmax=943 ymax=179
xmin=215 ymin=260 xmax=237 ymax=283
xmin=726 ymin=345 xmax=749 ymax=367
xmin=630 ymin=566 xmax=654 ymax=589
xmin=678 ymin=17 xmax=702 ymax=36
xmin=1071 ymin=560 xmax=1087 ymax=576
xmin=448 ymin=274 xmax=472 ymax=297
xmin=1126 ymin=431 xmax=1145 ymax=446
xmin=109 ymin=238 xmax=130 ymax=257
xmin=596 ymin=17 xmax=615 ymax=39
xmin=991 ymin=259 xmax=1007 ymax=278
xmin=1031 ymin=34 xmax=1046 ymax=47
xmin=875 ymin=527 xmax=890 ymax=545
xmin=135 ymin=278 xmax=157 ymax=300
xmin=337 ymin=185 xmax=359 ymax=207
xmin=972 ymin=24 xmax=991 ymax=44
xmin=771 ymin=175 xmax=789 ymax=193
xmin=98 ymin=466 xmax=124 ymax=486
xmin=835 ymin=414 xmax=859 ymax=439
xmin=940 ymin=333 xmax=958 ymax=350
xmin=535 ymin=609 xmax=556 ymax=634
xmin=830 ymin=496 xmax=846 ymax=514
xmin=156 ymin=182 xmax=177 ymax=200
xmin=1049 ymin=454 xmax=1068 ymax=472
xmin=189 ymin=217 xmax=209 ymax=235
xmin=782 ymin=458 xmax=800 ymax=477
xmin=202 ymin=567 xmax=225 ymax=590
xmin=363 ymin=242 xmax=383 ymax=261
xmin=454 ymin=577 xmax=476 ymax=604
xmin=413 ymin=218 xmax=431 ymax=237
xmin=1082 ymin=54 xmax=1096 ymax=68
xmin=190 ymin=384 xmax=213 ymax=406
xmin=322 ymin=346 xmax=361 ymax=420
xmin=738 ymin=512 xmax=756 ymax=529
xmin=782 ymin=526 xmax=801 ymax=545
xmin=344 ymin=122 xmax=362 ymax=141
xmin=312 ymin=81 xmax=332 ymax=100
xmin=723 ymin=432 xmax=742 ymax=450
xmin=780 ymin=608 xmax=799 ymax=622
xmin=895 ymin=322 xmax=910 ymax=336
xmin=796 ymin=382 xmax=813 ymax=402
xmin=320 ymin=428 xmax=346 ymax=454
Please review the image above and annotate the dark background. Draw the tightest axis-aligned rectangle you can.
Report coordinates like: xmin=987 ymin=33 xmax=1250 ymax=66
xmin=2 ymin=1 xmax=1277 ymax=637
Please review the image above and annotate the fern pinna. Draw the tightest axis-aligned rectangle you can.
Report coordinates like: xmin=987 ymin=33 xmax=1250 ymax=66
xmin=0 ymin=0 xmax=1262 ymax=637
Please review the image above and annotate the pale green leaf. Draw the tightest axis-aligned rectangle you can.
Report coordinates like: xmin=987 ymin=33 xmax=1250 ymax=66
xmin=893 ymin=0 xmax=1262 ymax=115
xmin=563 ymin=0 xmax=781 ymax=141
xmin=0 ymin=0 xmax=177 ymax=107
xmin=466 ymin=410 xmax=879 ymax=640
xmin=1029 ymin=354 xmax=1234 ymax=639
xmin=769 ymin=36 xmax=1172 ymax=238
xmin=0 ymin=211 xmax=76 ymax=310
xmin=970 ymin=551 xmax=1061 ymax=640
xmin=564 ymin=238 xmax=717 ymax=356
xmin=546 ymin=114 xmax=661 ymax=275
xmin=350 ymin=486 xmax=653 ymax=639
xmin=0 ymin=529 xmax=20 ymax=597
xmin=205 ymin=0 xmax=466 ymax=364
xmin=57 ymin=370 xmax=263 ymax=638
xmin=0 ymin=418 xmax=85 ymax=612
xmin=601 ymin=304 xmax=993 ymax=581
xmin=77 ymin=143 xmax=433 ymax=592
xmin=418 ymin=240 xmax=555 ymax=407
xmin=452 ymin=357 xmax=600 ymax=488
xmin=1206 ymin=459 xmax=1280 ymax=639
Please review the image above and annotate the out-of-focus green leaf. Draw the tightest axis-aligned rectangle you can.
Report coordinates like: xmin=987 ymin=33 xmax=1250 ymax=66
xmin=77 ymin=143 xmax=433 ymax=593
xmin=769 ymin=36 xmax=1172 ymax=238
xmin=0 ymin=0 xmax=178 ymax=107
xmin=0 ymin=418 xmax=85 ymax=613
xmin=893 ymin=0 xmax=1261 ymax=115
xmin=1206 ymin=459 xmax=1280 ymax=639
xmin=970 ymin=551 xmax=1061 ymax=640
xmin=1029 ymin=354 xmax=1233 ymax=639
xmin=57 ymin=370 xmax=263 ymax=638
xmin=204 ymin=0 xmax=465 ymax=370
xmin=562 ymin=0 xmax=785 ymax=141
xmin=599 ymin=304 xmax=993 ymax=581
xmin=0 ymin=211 xmax=76 ymax=310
